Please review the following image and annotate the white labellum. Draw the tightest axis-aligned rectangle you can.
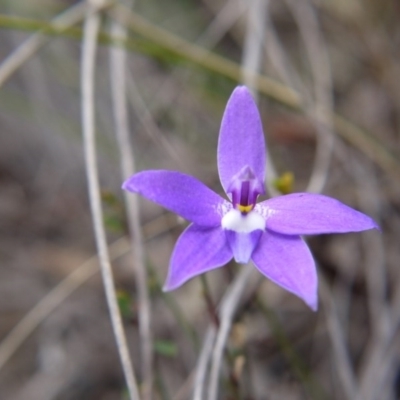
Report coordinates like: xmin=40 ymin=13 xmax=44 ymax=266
xmin=221 ymin=209 xmax=265 ymax=233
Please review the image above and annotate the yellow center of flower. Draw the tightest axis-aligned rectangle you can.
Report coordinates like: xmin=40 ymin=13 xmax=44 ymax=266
xmin=237 ymin=204 xmax=253 ymax=214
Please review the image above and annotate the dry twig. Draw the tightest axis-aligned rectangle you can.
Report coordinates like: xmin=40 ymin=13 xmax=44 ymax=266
xmin=109 ymin=19 xmax=153 ymax=400
xmin=81 ymin=4 xmax=140 ymax=399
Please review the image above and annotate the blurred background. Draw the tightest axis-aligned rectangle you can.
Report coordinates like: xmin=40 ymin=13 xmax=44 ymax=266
xmin=0 ymin=0 xmax=399 ymax=399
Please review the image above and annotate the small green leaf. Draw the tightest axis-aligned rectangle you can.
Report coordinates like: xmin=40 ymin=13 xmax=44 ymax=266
xmin=104 ymin=215 xmax=124 ymax=233
xmin=154 ymin=340 xmax=178 ymax=357
xmin=117 ymin=290 xmax=132 ymax=318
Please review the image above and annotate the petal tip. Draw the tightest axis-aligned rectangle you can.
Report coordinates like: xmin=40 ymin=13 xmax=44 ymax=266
xmin=162 ymin=278 xmax=180 ymax=292
xmin=307 ymin=298 xmax=318 ymax=312
xmin=121 ymin=175 xmax=136 ymax=192
xmin=163 ymin=275 xmax=182 ymax=292
xmin=121 ymin=180 xmax=130 ymax=191
xmin=372 ymin=220 xmax=381 ymax=232
xmin=162 ymin=279 xmax=178 ymax=293
xmin=230 ymin=85 xmax=255 ymax=103
xmin=233 ymin=85 xmax=250 ymax=93
xmin=357 ymin=215 xmax=380 ymax=233
xmin=162 ymin=284 xmax=172 ymax=292
xmin=298 ymin=288 xmax=318 ymax=311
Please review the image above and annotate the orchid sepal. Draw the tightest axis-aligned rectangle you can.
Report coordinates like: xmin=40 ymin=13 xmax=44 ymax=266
xmin=123 ymin=86 xmax=378 ymax=311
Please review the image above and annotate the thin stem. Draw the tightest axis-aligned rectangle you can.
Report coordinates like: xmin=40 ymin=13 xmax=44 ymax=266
xmin=319 ymin=275 xmax=357 ymax=399
xmin=207 ymin=266 xmax=255 ymax=400
xmin=81 ymin=5 xmax=140 ymax=400
xmin=0 ymin=2 xmax=85 ymax=87
xmin=347 ymin=160 xmax=389 ymax=400
xmin=241 ymin=0 xmax=267 ymax=93
xmin=0 ymin=216 xmax=181 ymax=374
xmin=264 ymin=0 xmax=335 ymax=194
xmin=285 ymin=0 xmax=335 ymax=194
xmin=109 ymin=18 xmax=153 ymax=400
xmin=196 ymin=0 xmax=248 ymax=49
xmin=125 ymin=74 xmax=185 ymax=169
xmin=193 ymin=328 xmax=216 ymax=400
xmin=193 ymin=267 xmax=256 ymax=400
xmin=0 ymin=0 xmax=114 ymax=89
xmin=200 ymin=275 xmax=220 ymax=328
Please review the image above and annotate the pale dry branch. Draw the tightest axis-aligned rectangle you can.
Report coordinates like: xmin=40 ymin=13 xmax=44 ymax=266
xmin=192 ymin=267 xmax=259 ymax=400
xmin=284 ymin=0 xmax=335 ymax=194
xmin=240 ymin=0 xmax=279 ymax=194
xmin=192 ymin=328 xmax=216 ymax=400
xmin=264 ymin=0 xmax=335 ymax=193
xmin=0 ymin=213 xmax=180 ymax=374
xmin=207 ymin=266 xmax=256 ymax=400
xmin=0 ymin=0 xmax=114 ymax=89
xmin=81 ymin=5 xmax=140 ymax=399
xmin=125 ymin=74 xmax=185 ymax=169
xmin=241 ymin=0 xmax=267 ymax=94
xmin=0 ymin=238 xmax=128 ymax=372
xmin=332 ymin=144 xmax=392 ymax=400
xmin=0 ymin=2 xmax=85 ymax=87
xmin=109 ymin=4 xmax=301 ymax=108
xmin=196 ymin=0 xmax=248 ymax=48
xmin=319 ymin=276 xmax=358 ymax=399
xmin=109 ymin=19 xmax=153 ymax=400
xmin=349 ymin=161 xmax=389 ymax=400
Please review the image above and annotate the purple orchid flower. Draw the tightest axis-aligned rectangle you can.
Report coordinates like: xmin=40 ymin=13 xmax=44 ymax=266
xmin=123 ymin=86 xmax=378 ymax=310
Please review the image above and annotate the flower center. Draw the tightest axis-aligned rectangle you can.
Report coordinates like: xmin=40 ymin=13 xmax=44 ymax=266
xmin=228 ymin=166 xmax=263 ymax=214
xmin=222 ymin=166 xmax=266 ymax=262
xmin=221 ymin=208 xmax=265 ymax=232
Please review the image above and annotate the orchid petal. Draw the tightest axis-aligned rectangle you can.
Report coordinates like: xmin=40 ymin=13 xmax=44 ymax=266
xmin=217 ymin=86 xmax=266 ymax=196
xmin=164 ymin=224 xmax=233 ymax=290
xmin=123 ymin=170 xmax=230 ymax=227
xmin=252 ymin=231 xmax=318 ymax=310
xmin=225 ymin=230 xmax=263 ymax=264
xmin=258 ymin=193 xmax=378 ymax=235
